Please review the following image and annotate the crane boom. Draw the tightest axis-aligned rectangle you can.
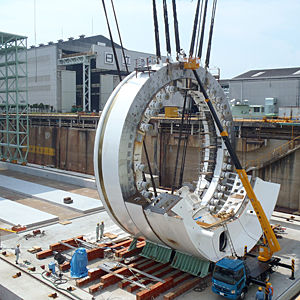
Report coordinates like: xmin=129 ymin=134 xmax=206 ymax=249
xmin=192 ymin=69 xmax=281 ymax=261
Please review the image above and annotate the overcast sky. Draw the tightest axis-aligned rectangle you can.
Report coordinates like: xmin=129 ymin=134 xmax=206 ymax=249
xmin=1 ymin=0 xmax=300 ymax=78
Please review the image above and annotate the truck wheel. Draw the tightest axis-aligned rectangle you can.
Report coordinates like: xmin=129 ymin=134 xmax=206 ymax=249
xmin=239 ymin=288 xmax=247 ymax=300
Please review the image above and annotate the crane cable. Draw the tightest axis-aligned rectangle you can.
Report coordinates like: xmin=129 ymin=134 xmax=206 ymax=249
xmin=152 ymin=0 xmax=161 ymax=62
xmin=189 ymin=0 xmax=201 ymax=57
xmin=172 ymin=90 xmax=188 ymax=194
xmin=172 ymin=0 xmax=181 ymax=59
xmin=178 ymin=95 xmax=193 ymax=187
xmin=197 ymin=0 xmax=208 ymax=59
xmin=205 ymin=0 xmax=218 ymax=69
xmin=195 ymin=0 xmax=204 ymax=58
xmin=110 ymin=0 xmax=129 ymax=74
xmin=163 ymin=0 xmax=171 ymax=56
xmin=101 ymin=0 xmax=122 ymax=82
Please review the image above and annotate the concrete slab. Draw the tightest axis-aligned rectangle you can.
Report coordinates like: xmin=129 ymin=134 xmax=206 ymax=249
xmin=0 ymin=174 xmax=103 ymax=213
xmin=0 ymin=161 xmax=97 ymax=189
xmin=0 ymin=204 xmax=299 ymax=300
xmin=0 ymin=198 xmax=58 ymax=227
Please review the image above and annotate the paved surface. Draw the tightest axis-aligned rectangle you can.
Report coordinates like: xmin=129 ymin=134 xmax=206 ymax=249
xmin=0 ymin=169 xmax=299 ymax=299
xmin=0 ymin=197 xmax=58 ymax=227
xmin=0 ymin=209 xmax=299 ymax=300
xmin=0 ymin=174 xmax=103 ymax=213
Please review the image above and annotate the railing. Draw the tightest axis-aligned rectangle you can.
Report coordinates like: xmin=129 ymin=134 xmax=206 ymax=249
xmin=245 ymin=135 xmax=300 ymax=170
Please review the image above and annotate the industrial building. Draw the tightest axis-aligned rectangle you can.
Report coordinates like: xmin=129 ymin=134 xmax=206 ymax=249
xmin=220 ymin=67 xmax=300 ymax=118
xmin=27 ymin=35 xmax=155 ymax=112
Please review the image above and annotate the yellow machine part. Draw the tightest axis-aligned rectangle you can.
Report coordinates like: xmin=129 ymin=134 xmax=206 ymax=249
xmin=165 ymin=106 xmax=179 ymax=118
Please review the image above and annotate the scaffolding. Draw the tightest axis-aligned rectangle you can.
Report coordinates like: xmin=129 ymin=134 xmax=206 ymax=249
xmin=58 ymin=53 xmax=95 ymax=112
xmin=0 ymin=32 xmax=29 ymax=164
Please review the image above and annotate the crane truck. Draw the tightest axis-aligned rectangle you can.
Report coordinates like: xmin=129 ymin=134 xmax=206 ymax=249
xmin=190 ymin=69 xmax=295 ymax=299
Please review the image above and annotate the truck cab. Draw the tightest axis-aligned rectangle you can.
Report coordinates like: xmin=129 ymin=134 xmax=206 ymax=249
xmin=212 ymin=257 xmax=247 ymax=299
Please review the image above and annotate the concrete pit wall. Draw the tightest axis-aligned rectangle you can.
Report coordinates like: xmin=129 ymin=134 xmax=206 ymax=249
xmin=25 ymin=125 xmax=300 ymax=211
xmin=256 ymin=149 xmax=300 ymax=212
xmin=27 ymin=126 xmax=95 ymax=175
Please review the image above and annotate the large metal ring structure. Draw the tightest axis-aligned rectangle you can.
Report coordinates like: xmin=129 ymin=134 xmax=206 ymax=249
xmin=94 ymin=63 xmax=279 ymax=262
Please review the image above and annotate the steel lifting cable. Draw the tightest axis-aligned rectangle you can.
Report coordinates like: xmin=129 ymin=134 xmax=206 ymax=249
xmin=205 ymin=0 xmax=218 ymax=68
xmin=195 ymin=0 xmax=204 ymax=57
xmin=143 ymin=140 xmax=158 ymax=198
xmin=102 ymin=0 xmax=122 ymax=81
xmin=163 ymin=0 xmax=171 ymax=56
xmin=172 ymin=0 xmax=181 ymax=58
xmin=197 ymin=0 xmax=209 ymax=59
xmin=110 ymin=0 xmax=129 ymax=74
xmin=178 ymin=96 xmax=193 ymax=187
xmin=172 ymin=90 xmax=188 ymax=194
xmin=189 ymin=0 xmax=201 ymax=57
xmin=152 ymin=0 xmax=161 ymax=62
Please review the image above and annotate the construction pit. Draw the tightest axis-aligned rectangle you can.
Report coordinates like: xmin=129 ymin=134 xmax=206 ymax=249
xmin=0 ymin=164 xmax=299 ymax=300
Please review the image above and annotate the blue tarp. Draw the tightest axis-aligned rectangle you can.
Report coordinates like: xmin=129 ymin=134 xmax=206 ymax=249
xmin=70 ymin=247 xmax=88 ymax=278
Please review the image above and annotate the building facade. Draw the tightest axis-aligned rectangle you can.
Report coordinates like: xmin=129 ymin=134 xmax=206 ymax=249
xmin=27 ymin=35 xmax=155 ymax=112
xmin=220 ymin=67 xmax=300 ymax=118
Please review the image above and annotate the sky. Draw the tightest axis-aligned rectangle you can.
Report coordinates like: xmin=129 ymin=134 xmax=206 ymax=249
xmin=1 ymin=0 xmax=300 ymax=78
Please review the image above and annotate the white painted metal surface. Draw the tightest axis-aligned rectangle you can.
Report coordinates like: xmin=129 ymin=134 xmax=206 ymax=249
xmin=0 ymin=198 xmax=58 ymax=227
xmin=0 ymin=175 xmax=102 ymax=213
xmin=94 ymin=62 xmax=280 ymax=262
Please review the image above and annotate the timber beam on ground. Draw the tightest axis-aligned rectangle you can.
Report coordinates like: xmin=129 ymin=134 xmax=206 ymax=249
xmin=32 ymin=235 xmax=211 ymax=299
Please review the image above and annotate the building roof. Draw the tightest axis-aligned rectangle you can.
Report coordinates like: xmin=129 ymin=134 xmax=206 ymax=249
xmin=29 ymin=34 xmax=122 ymax=53
xmin=233 ymin=67 xmax=300 ymax=80
xmin=58 ymin=34 xmax=122 ymax=49
xmin=0 ymin=31 xmax=27 ymax=45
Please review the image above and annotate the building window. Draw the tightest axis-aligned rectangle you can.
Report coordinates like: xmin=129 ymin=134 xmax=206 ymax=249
xmin=138 ymin=57 xmax=146 ymax=67
xmin=122 ymin=55 xmax=131 ymax=66
xmin=105 ymin=53 xmax=114 ymax=64
xmin=254 ymin=107 xmax=260 ymax=112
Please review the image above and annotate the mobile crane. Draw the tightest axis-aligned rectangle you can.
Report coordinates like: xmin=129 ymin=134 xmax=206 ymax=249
xmin=189 ymin=68 xmax=295 ymax=299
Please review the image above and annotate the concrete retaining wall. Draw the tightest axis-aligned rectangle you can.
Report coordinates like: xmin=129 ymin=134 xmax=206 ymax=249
xmin=25 ymin=125 xmax=300 ymax=211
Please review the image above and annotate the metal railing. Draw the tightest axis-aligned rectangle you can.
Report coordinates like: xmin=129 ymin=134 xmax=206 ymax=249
xmin=245 ymin=135 xmax=300 ymax=170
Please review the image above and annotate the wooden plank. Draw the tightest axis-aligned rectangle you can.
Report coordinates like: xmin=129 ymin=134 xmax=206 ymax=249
xmin=36 ymin=249 xmax=53 ymax=259
xmin=117 ymin=241 xmax=146 ymax=258
xmin=118 ymin=261 xmax=162 ymax=289
xmin=163 ymin=275 xmax=210 ymax=300
xmin=127 ymin=266 xmax=174 ymax=293
xmin=110 ymin=239 xmax=133 ymax=249
xmin=136 ymin=277 xmax=174 ymax=300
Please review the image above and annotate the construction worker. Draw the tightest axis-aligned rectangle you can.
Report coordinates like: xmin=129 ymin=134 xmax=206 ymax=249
xmin=266 ymin=282 xmax=273 ymax=300
xmin=99 ymin=221 xmax=104 ymax=240
xmin=256 ymin=286 xmax=264 ymax=300
xmin=96 ymin=223 xmax=100 ymax=241
xmin=15 ymin=244 xmax=20 ymax=264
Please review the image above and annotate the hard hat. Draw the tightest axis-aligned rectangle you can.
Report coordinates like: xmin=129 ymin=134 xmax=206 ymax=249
xmin=258 ymin=286 xmax=262 ymax=291
xmin=267 ymin=282 xmax=272 ymax=287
